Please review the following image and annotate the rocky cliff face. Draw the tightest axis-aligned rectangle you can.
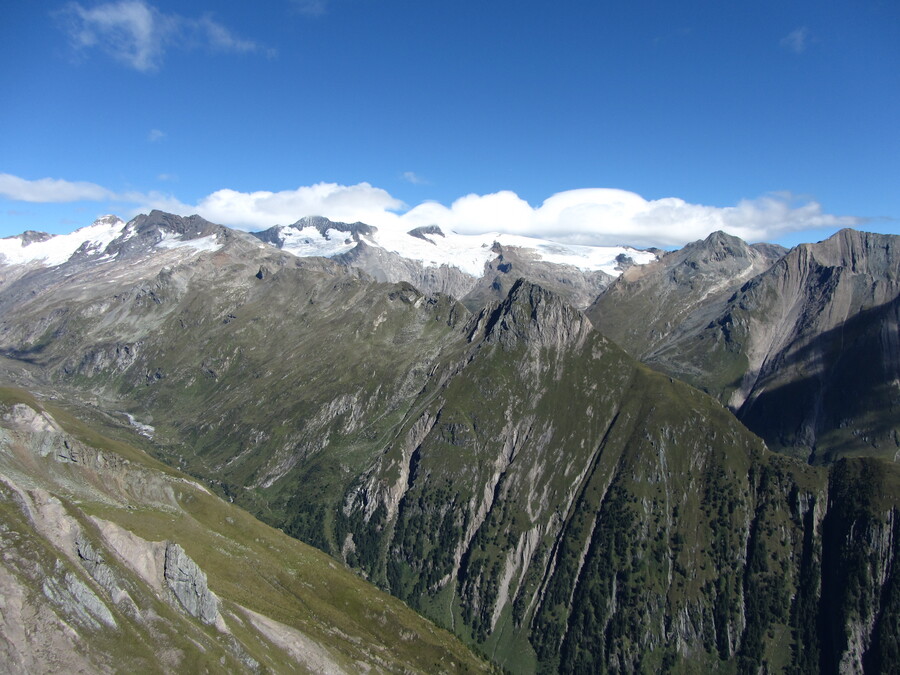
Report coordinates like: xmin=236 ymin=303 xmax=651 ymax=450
xmin=724 ymin=230 xmax=900 ymax=461
xmin=590 ymin=229 xmax=900 ymax=463
xmin=587 ymin=230 xmax=785 ymax=359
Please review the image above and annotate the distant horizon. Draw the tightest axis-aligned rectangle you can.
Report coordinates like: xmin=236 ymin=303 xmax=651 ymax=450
xmin=0 ymin=199 xmax=886 ymax=252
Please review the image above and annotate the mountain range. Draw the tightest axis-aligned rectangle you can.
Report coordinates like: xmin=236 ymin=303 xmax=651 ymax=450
xmin=0 ymin=211 xmax=897 ymax=673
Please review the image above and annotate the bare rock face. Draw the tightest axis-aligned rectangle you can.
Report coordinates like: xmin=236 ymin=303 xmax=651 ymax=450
xmin=586 ymin=230 xmax=784 ymax=359
xmin=336 ymin=240 xmax=482 ymax=299
xmin=467 ymin=278 xmax=593 ymax=352
xmin=41 ymin=566 xmax=118 ymax=630
xmin=163 ymin=542 xmax=219 ymax=625
xmin=589 ymin=228 xmax=900 ymax=462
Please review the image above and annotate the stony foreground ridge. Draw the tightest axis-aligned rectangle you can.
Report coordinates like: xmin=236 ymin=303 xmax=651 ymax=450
xmin=0 ymin=212 xmax=898 ymax=672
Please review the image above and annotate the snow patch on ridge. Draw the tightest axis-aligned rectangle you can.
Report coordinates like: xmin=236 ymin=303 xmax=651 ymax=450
xmin=277 ymin=226 xmax=358 ymax=258
xmin=0 ymin=216 xmax=126 ymax=266
xmin=155 ymin=233 xmax=222 ymax=254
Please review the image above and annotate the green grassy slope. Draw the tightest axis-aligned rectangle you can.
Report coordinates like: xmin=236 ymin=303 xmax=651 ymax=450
xmin=0 ymin=386 xmax=492 ymax=673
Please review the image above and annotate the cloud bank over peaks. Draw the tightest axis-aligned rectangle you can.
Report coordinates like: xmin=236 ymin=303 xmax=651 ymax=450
xmin=0 ymin=173 xmax=861 ymax=247
xmin=188 ymin=183 xmax=859 ymax=247
xmin=195 ymin=183 xmax=405 ymax=230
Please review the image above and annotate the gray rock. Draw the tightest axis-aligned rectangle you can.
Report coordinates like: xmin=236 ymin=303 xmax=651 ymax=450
xmin=42 ymin=567 xmax=117 ymax=630
xmin=164 ymin=542 xmax=219 ymax=625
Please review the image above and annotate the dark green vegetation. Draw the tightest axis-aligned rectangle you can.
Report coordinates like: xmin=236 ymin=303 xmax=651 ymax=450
xmin=1 ymin=213 xmax=898 ymax=672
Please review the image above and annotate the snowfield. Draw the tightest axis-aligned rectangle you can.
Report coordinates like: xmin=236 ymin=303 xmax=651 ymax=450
xmin=273 ymin=221 xmax=656 ymax=278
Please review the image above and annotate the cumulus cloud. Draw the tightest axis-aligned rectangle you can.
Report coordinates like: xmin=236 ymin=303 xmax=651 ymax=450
xmin=0 ymin=174 xmax=115 ymax=203
xmin=389 ymin=188 xmax=860 ymax=247
xmin=0 ymin=173 xmax=860 ymax=246
xmin=58 ymin=0 xmax=264 ymax=72
xmin=179 ymin=183 xmax=858 ymax=247
xmin=781 ymin=26 xmax=809 ymax=54
xmin=194 ymin=183 xmax=405 ymax=229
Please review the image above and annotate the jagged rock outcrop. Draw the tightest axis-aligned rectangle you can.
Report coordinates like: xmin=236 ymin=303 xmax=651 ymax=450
xmin=408 ymin=225 xmax=446 ymax=241
xmin=467 ymin=278 xmax=593 ymax=351
xmin=163 ymin=541 xmax=219 ymax=625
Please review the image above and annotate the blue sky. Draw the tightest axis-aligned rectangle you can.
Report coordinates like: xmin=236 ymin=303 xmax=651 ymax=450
xmin=1 ymin=0 xmax=897 ymax=247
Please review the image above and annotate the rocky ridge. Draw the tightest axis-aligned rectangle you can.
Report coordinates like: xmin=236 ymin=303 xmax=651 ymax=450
xmin=591 ymin=228 xmax=900 ymax=462
xmin=252 ymin=215 xmax=653 ymax=308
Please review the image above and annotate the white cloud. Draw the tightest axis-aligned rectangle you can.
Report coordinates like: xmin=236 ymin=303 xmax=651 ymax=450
xmin=196 ymin=15 xmax=259 ymax=53
xmin=387 ymin=188 xmax=859 ymax=247
xmin=182 ymin=183 xmax=857 ymax=247
xmin=0 ymin=174 xmax=114 ymax=203
xmin=58 ymin=1 xmax=264 ymax=72
xmin=781 ymin=26 xmax=809 ymax=54
xmin=194 ymin=183 xmax=405 ymax=229
xmin=0 ymin=174 xmax=192 ymax=218
xmin=148 ymin=128 xmax=166 ymax=142
xmin=0 ymin=173 xmax=860 ymax=246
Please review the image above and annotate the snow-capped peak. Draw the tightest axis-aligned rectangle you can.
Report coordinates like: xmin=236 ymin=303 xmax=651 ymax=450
xmin=0 ymin=215 xmax=127 ymax=266
xmin=255 ymin=216 xmax=656 ymax=278
xmin=0 ymin=212 xmax=228 ymax=268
